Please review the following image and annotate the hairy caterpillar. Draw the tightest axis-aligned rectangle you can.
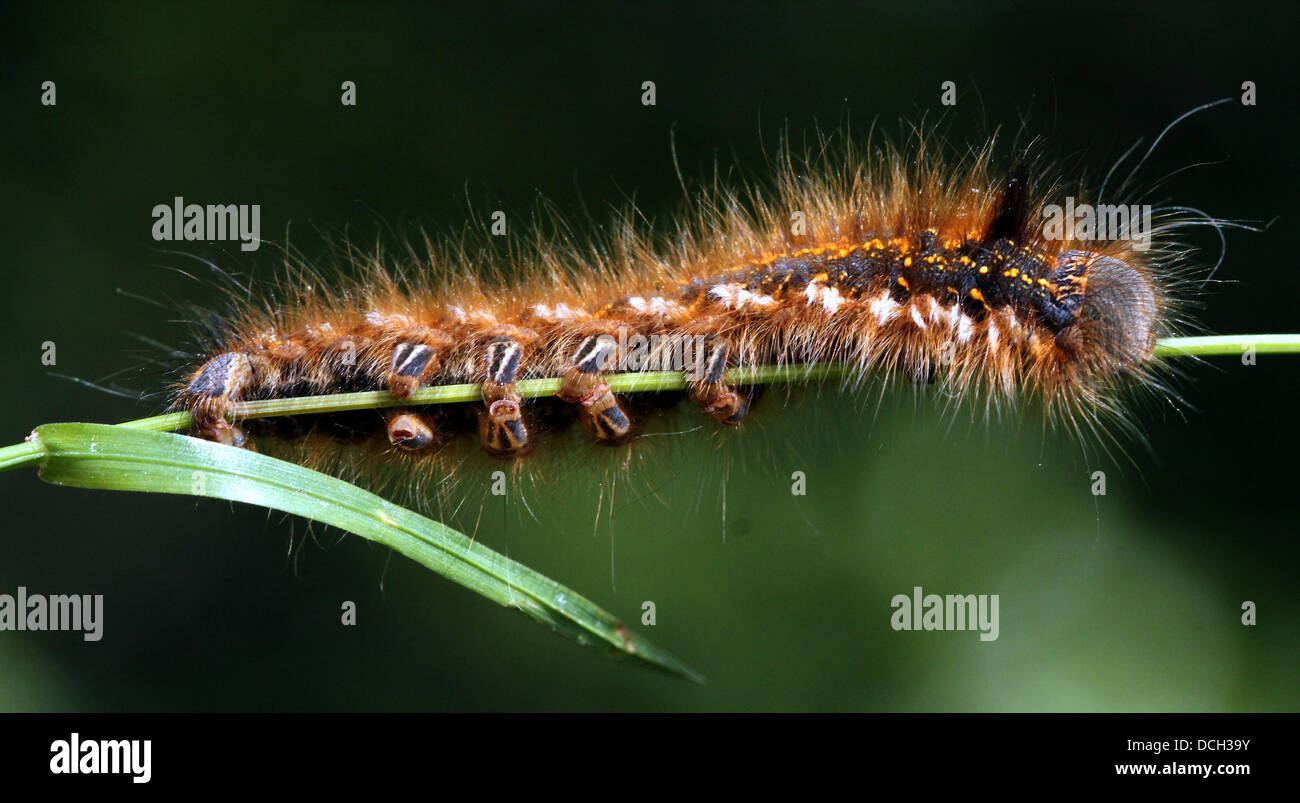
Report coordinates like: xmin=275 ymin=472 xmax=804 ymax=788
xmin=173 ymin=122 xmax=1220 ymax=484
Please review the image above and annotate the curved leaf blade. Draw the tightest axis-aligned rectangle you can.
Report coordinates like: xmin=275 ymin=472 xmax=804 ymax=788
xmin=33 ymin=423 xmax=702 ymax=683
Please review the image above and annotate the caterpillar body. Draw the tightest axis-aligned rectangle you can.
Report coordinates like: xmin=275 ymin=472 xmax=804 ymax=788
xmin=174 ymin=133 xmax=1197 ymax=470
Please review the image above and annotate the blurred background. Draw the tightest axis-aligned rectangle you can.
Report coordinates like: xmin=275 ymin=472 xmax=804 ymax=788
xmin=1 ymin=1 xmax=1296 ymax=711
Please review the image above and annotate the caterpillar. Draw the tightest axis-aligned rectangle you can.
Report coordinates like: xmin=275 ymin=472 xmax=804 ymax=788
xmin=172 ymin=124 xmax=1213 ymax=481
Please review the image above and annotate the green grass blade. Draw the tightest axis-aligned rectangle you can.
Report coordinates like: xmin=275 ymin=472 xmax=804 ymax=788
xmin=93 ymin=335 xmax=1300 ymax=435
xmin=0 ymin=439 xmax=44 ymax=472
xmin=1152 ymin=334 xmax=1300 ymax=357
xmin=3 ymin=332 xmax=1294 ymax=681
xmin=31 ymin=423 xmax=702 ymax=683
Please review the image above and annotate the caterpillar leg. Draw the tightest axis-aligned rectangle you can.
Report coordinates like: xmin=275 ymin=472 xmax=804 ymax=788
xmin=477 ymin=335 xmax=532 ymax=458
xmin=385 ymin=328 xmax=452 ymax=398
xmin=182 ymin=351 xmax=257 ymax=446
xmin=386 ymin=409 xmax=439 ymax=452
xmin=688 ymin=337 xmax=748 ymax=425
xmin=556 ymin=332 xmax=633 ymax=444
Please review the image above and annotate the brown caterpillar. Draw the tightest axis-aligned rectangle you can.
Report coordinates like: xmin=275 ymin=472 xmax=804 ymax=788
xmin=173 ymin=129 xmax=1207 ymax=471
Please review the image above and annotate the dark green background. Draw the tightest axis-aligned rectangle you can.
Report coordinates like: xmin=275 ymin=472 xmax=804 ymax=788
xmin=1 ymin=2 xmax=1296 ymax=711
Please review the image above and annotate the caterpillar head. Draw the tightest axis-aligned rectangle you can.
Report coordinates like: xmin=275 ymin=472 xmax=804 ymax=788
xmin=1055 ymin=249 xmax=1161 ymax=377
